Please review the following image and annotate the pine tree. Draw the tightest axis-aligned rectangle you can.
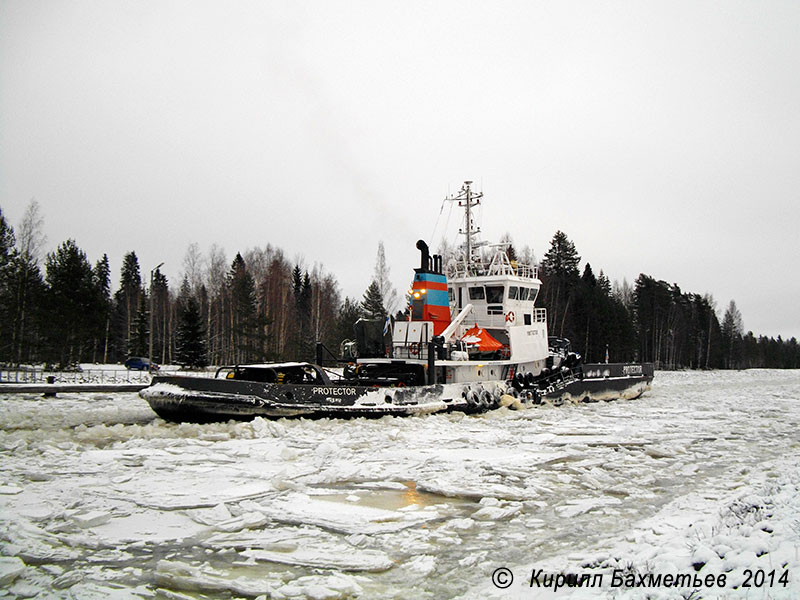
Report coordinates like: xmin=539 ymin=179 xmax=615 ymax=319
xmin=569 ymin=264 xmax=635 ymax=362
xmin=91 ymin=255 xmax=112 ymax=363
xmin=499 ymin=232 xmax=518 ymax=263
xmin=573 ymin=263 xmax=597 ymax=359
xmin=540 ymin=231 xmax=581 ymax=337
xmin=336 ymin=296 xmax=363 ymax=345
xmin=9 ymin=251 xmax=44 ymax=364
xmin=633 ymin=274 xmax=673 ymax=366
xmin=361 ymin=281 xmax=386 ymax=320
xmin=112 ymin=251 xmax=142 ymax=361
xmin=44 ymin=239 xmax=97 ymax=367
xmin=151 ymin=267 xmax=170 ymax=363
xmin=10 ymin=200 xmax=47 ymax=364
xmin=597 ymin=270 xmax=611 ymax=296
xmin=0 ymin=209 xmax=17 ymax=361
xmin=541 ymin=231 xmax=581 ymax=279
xmin=228 ymin=253 xmax=265 ymax=363
xmin=301 ymin=272 xmax=312 ymax=318
xmin=129 ymin=291 xmax=149 ymax=358
xmin=175 ymin=278 xmax=207 ymax=368
xmin=721 ymin=300 xmax=744 ymax=369
xmin=288 ymin=265 xmax=313 ymax=360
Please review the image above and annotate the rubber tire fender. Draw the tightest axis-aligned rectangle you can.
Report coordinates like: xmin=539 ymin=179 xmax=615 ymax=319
xmin=513 ymin=372 xmax=525 ymax=390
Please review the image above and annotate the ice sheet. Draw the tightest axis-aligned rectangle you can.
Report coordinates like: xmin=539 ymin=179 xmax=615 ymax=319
xmin=1 ymin=369 xmax=800 ymax=598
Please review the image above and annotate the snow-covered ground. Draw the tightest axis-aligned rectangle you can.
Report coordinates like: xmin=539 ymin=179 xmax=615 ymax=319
xmin=1 ymin=370 xmax=799 ymax=599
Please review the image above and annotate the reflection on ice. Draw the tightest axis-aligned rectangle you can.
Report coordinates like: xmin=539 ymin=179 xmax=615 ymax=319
xmin=242 ymin=492 xmax=443 ymax=535
xmin=1 ymin=370 xmax=800 ymax=598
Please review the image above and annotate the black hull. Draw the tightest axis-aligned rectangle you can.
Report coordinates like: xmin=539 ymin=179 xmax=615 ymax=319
xmin=141 ymin=375 xmax=471 ymax=423
xmin=541 ymin=363 xmax=654 ymax=404
xmin=140 ymin=363 xmax=654 ymax=423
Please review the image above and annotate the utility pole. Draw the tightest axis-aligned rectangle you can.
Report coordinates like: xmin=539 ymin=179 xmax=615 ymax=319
xmin=149 ymin=262 xmax=164 ymax=363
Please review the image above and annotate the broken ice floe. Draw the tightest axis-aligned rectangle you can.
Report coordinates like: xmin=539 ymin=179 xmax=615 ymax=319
xmin=4 ymin=371 xmax=800 ymax=598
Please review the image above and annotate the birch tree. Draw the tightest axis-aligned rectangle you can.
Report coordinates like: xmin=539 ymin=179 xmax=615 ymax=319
xmin=373 ymin=241 xmax=398 ymax=316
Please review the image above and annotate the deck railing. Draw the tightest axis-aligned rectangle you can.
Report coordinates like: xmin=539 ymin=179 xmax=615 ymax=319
xmin=0 ymin=367 xmax=216 ymax=385
xmin=447 ymin=250 xmax=539 ymax=280
xmin=466 ymin=307 xmax=548 ymax=330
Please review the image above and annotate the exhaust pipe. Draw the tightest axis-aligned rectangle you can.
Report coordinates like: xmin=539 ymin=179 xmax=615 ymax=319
xmin=416 ymin=240 xmax=430 ymax=271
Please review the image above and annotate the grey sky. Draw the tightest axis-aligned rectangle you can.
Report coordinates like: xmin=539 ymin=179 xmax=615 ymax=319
xmin=1 ymin=1 xmax=798 ymax=339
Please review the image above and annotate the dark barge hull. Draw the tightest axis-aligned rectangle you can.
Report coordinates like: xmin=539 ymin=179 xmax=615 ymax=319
xmin=541 ymin=363 xmax=655 ymax=404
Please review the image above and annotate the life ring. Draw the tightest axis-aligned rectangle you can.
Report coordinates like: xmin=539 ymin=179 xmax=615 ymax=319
xmin=409 ymin=343 xmax=419 ymax=355
xmin=505 ymin=311 xmax=515 ymax=323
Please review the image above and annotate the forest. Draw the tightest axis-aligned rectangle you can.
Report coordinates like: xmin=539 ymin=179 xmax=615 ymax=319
xmin=1 ymin=202 xmax=797 ymax=370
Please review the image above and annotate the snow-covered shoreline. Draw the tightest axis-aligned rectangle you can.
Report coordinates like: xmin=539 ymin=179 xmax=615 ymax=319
xmin=1 ymin=370 xmax=799 ymax=599
xmin=470 ymin=454 xmax=800 ymax=599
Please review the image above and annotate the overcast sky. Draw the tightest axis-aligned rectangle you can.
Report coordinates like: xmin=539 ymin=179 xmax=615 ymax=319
xmin=1 ymin=1 xmax=798 ymax=340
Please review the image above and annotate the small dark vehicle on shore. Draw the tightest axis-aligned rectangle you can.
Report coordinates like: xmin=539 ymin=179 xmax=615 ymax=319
xmin=125 ymin=357 xmax=159 ymax=371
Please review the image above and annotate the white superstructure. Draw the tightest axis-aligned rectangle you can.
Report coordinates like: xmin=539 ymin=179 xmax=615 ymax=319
xmin=384 ymin=181 xmax=551 ymax=384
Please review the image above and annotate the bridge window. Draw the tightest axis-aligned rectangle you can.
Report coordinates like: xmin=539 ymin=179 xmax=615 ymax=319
xmin=468 ymin=286 xmax=485 ymax=300
xmin=486 ymin=286 xmax=504 ymax=303
xmin=508 ymin=286 xmax=519 ymax=300
xmin=519 ymin=287 xmax=530 ymax=301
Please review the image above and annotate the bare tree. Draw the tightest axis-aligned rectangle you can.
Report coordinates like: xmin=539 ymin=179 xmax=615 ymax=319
xmin=373 ymin=241 xmax=398 ymax=315
xmin=17 ymin=199 xmax=47 ymax=263
xmin=206 ymin=244 xmax=228 ymax=364
xmin=10 ymin=200 xmax=47 ymax=363
xmin=182 ymin=242 xmax=204 ymax=295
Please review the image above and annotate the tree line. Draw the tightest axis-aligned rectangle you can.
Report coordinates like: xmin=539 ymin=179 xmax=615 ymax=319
xmin=536 ymin=230 xmax=799 ymax=369
xmin=0 ymin=204 xmax=392 ymax=369
xmin=0 ymin=202 xmax=797 ymax=370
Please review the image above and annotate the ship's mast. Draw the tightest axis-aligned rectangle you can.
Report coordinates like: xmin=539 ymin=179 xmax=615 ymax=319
xmin=457 ymin=181 xmax=482 ymax=271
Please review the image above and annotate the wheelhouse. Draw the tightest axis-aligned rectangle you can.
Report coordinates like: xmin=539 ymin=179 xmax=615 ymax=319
xmin=449 ymin=278 xmax=545 ymax=329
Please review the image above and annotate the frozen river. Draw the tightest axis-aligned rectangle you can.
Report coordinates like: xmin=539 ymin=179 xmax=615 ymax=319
xmin=1 ymin=370 xmax=799 ymax=599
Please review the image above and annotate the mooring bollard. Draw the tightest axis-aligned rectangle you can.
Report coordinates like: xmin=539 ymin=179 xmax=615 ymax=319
xmin=43 ymin=375 xmax=56 ymax=398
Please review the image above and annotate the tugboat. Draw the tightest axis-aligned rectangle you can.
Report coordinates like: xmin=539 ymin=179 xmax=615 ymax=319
xmin=140 ymin=182 xmax=653 ymax=422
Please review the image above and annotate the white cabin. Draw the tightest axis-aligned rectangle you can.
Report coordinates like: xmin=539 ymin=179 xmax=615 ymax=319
xmin=377 ymin=181 xmax=552 ymax=385
xmin=444 ymin=245 xmax=549 ymax=367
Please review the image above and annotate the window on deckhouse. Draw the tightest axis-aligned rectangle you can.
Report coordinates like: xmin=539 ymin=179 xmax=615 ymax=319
xmin=486 ymin=286 xmax=504 ymax=304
